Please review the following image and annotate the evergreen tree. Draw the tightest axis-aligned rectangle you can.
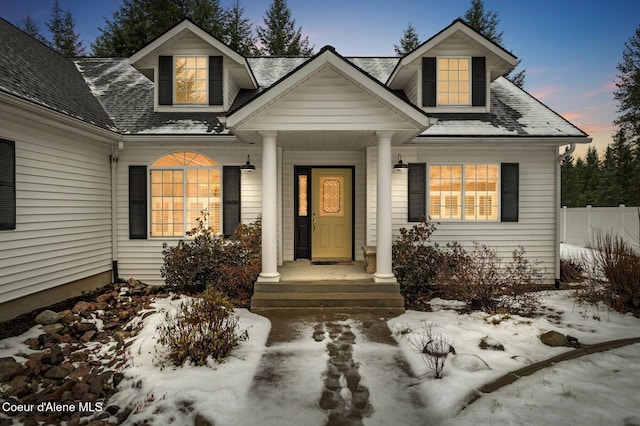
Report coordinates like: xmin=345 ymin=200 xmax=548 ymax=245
xmin=614 ymin=24 xmax=640 ymax=150
xmin=394 ymin=23 xmax=420 ymax=56
xmin=610 ymin=128 xmax=640 ymax=206
xmin=596 ymin=145 xmax=622 ymax=206
xmin=47 ymin=0 xmax=85 ymax=57
xmin=576 ymin=147 xmax=601 ymax=206
xmin=561 ymin=155 xmax=578 ymax=207
xmin=19 ymin=16 xmax=49 ymax=45
xmin=461 ymin=0 xmax=525 ymax=88
xmin=257 ymin=0 xmax=313 ymax=56
xmin=189 ymin=0 xmax=225 ymax=39
xmin=224 ymin=0 xmax=258 ymax=56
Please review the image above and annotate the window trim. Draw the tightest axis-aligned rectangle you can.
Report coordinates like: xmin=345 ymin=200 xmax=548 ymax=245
xmin=148 ymin=152 xmax=222 ymax=239
xmin=427 ymin=163 xmax=500 ymax=222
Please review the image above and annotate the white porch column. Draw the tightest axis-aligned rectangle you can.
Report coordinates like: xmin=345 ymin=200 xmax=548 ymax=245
xmin=258 ymin=131 xmax=280 ymax=282
xmin=374 ymin=131 xmax=397 ymax=283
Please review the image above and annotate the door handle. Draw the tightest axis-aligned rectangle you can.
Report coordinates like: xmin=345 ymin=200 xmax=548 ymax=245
xmin=313 ymin=213 xmax=317 ymax=232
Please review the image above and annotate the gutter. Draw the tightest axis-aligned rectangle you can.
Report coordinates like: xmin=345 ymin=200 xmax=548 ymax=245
xmin=555 ymin=143 xmax=576 ymax=286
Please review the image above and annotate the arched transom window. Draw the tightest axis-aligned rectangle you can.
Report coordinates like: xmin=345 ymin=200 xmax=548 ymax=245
xmin=150 ymin=152 xmax=220 ymax=237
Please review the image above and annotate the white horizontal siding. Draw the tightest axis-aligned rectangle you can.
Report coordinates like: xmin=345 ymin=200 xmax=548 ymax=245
xmin=282 ymin=151 xmax=366 ymax=262
xmin=367 ymin=145 xmax=558 ymax=283
xmin=115 ymin=142 xmax=262 ymax=284
xmin=244 ymin=67 xmax=417 ymax=131
xmin=0 ymin=118 xmax=114 ymax=302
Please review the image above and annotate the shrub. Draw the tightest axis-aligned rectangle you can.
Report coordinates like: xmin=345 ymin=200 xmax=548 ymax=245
xmin=157 ymin=288 xmax=248 ymax=367
xmin=392 ymin=216 xmax=443 ymax=301
xmin=161 ymin=211 xmax=261 ymax=305
xmin=437 ymin=244 xmax=543 ymax=315
xmin=560 ymin=258 xmax=584 ymax=283
xmin=399 ymin=321 xmax=452 ymax=379
xmin=579 ymin=231 xmax=640 ymax=315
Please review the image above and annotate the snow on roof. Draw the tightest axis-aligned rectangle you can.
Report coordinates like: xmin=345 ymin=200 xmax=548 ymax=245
xmin=74 ymin=55 xmax=587 ymax=139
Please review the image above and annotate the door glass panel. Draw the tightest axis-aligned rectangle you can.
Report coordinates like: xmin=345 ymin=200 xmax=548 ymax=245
xmin=298 ymin=175 xmax=308 ymax=216
xmin=319 ymin=176 xmax=344 ymax=217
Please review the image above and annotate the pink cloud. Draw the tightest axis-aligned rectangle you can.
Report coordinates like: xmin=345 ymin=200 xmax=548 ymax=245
xmin=529 ymin=85 xmax=561 ymax=101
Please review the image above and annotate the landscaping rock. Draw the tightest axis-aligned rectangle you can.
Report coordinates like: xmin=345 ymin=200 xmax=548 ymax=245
xmin=319 ymin=390 xmax=339 ymax=409
xmin=540 ymin=330 xmax=571 ymax=347
xmin=479 ymin=336 xmax=505 ymax=351
xmin=74 ymin=322 xmax=97 ymax=333
xmin=72 ymin=301 xmax=94 ymax=315
xmin=0 ymin=357 xmax=25 ymax=382
xmin=35 ymin=310 xmax=61 ymax=325
xmin=5 ymin=375 xmax=31 ymax=397
xmin=42 ymin=345 xmax=64 ymax=366
xmin=44 ymin=366 xmax=69 ymax=380
xmin=41 ymin=323 xmax=65 ymax=335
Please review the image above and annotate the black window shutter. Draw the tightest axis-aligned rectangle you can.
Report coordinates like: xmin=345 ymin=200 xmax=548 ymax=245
xmin=209 ymin=56 xmax=223 ymax=106
xmin=158 ymin=56 xmax=173 ymax=105
xmin=472 ymin=57 xmax=486 ymax=106
xmin=422 ymin=57 xmax=436 ymax=107
xmin=0 ymin=139 xmax=16 ymax=230
xmin=129 ymin=166 xmax=147 ymax=239
xmin=501 ymin=163 xmax=519 ymax=222
xmin=408 ymin=163 xmax=426 ymax=222
xmin=223 ymin=166 xmax=241 ymax=236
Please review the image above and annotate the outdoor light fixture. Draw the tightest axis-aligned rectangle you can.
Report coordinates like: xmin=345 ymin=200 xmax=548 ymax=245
xmin=241 ymin=155 xmax=255 ymax=172
xmin=393 ymin=154 xmax=408 ymax=172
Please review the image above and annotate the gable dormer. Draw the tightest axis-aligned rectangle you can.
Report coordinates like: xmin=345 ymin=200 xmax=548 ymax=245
xmin=387 ymin=19 xmax=517 ymax=113
xmin=129 ymin=20 xmax=257 ymax=113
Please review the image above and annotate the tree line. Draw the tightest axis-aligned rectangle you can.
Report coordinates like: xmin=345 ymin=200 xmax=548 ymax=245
xmin=562 ymin=22 xmax=640 ymax=208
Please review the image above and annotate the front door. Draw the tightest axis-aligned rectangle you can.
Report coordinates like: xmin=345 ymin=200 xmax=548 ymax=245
xmin=311 ymin=168 xmax=353 ymax=260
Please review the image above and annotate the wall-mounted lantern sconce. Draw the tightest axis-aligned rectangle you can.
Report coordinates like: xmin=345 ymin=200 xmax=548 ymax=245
xmin=393 ymin=154 xmax=408 ymax=172
xmin=241 ymin=155 xmax=256 ymax=172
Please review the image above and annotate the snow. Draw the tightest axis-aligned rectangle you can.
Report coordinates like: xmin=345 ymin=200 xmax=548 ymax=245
xmin=1 ymin=244 xmax=639 ymax=425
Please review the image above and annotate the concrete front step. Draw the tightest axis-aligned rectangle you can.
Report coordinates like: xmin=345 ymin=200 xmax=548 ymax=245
xmin=251 ymin=280 xmax=405 ymax=310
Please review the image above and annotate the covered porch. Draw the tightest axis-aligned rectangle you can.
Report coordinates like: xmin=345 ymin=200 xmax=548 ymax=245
xmin=222 ymin=46 xmax=435 ymax=296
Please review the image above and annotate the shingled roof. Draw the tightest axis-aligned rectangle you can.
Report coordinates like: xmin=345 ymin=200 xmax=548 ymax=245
xmin=0 ymin=18 xmax=115 ymax=132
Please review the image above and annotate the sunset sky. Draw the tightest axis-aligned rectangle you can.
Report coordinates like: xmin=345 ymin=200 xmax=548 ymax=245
xmin=2 ymin=0 xmax=639 ymax=157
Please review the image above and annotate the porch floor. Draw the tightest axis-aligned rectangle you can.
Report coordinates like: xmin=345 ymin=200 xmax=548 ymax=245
xmin=278 ymin=260 xmax=372 ymax=282
xmin=251 ymin=260 xmax=404 ymax=312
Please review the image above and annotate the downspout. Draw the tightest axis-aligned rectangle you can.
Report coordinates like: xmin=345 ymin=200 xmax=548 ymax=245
xmin=111 ymin=138 xmax=124 ymax=283
xmin=555 ymin=143 xmax=575 ymax=287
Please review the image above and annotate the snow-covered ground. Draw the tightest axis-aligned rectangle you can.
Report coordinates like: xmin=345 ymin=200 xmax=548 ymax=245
xmin=2 ymin=244 xmax=639 ymax=425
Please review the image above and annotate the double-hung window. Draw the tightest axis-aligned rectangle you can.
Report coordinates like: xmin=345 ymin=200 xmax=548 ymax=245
xmin=429 ymin=164 xmax=498 ymax=221
xmin=150 ymin=152 xmax=221 ymax=237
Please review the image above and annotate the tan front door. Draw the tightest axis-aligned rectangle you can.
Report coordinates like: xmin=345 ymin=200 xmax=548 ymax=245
xmin=311 ymin=168 xmax=353 ymax=260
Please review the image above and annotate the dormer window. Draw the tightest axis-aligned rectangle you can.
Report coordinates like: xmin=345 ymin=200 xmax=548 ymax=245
xmin=175 ymin=56 xmax=208 ymax=104
xmin=158 ymin=55 xmax=223 ymax=107
xmin=422 ymin=56 xmax=486 ymax=108
xmin=438 ymin=58 xmax=470 ymax=105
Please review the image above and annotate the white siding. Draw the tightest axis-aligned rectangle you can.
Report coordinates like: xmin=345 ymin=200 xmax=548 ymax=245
xmin=0 ymin=117 xmax=114 ymax=302
xmin=282 ymin=151 xmax=366 ymax=262
xmin=116 ymin=142 xmax=262 ymax=284
xmin=367 ymin=145 xmax=558 ymax=283
xmin=243 ymin=66 xmax=418 ymax=132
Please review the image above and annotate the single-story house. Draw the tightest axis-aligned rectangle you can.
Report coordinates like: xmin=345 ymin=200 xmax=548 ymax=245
xmin=0 ymin=18 xmax=590 ymax=319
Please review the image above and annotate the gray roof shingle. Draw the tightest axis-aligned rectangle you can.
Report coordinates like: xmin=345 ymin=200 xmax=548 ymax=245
xmin=0 ymin=18 xmax=115 ymax=132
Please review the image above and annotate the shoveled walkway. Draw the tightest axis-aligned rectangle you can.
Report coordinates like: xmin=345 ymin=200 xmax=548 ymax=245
xmin=239 ymin=309 xmax=429 ymax=426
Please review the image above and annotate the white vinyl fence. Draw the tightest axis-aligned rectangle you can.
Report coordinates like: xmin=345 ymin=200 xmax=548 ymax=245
xmin=560 ymin=205 xmax=640 ymax=249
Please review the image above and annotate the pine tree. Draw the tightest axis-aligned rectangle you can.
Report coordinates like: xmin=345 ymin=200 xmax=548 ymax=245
xmin=19 ymin=16 xmax=49 ymax=45
xmin=461 ymin=0 xmax=525 ymax=88
xmin=561 ymin=155 xmax=578 ymax=207
xmin=46 ymin=1 xmax=85 ymax=57
xmin=257 ymin=0 xmax=313 ymax=56
xmin=224 ymin=0 xmax=258 ymax=56
xmin=576 ymin=147 xmax=601 ymax=206
xmin=394 ymin=23 xmax=420 ymax=56
xmin=614 ymin=24 xmax=640 ymax=150
xmin=189 ymin=0 xmax=225 ymax=39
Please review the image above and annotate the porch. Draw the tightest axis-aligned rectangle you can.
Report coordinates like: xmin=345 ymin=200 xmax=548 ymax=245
xmin=250 ymin=260 xmax=404 ymax=313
